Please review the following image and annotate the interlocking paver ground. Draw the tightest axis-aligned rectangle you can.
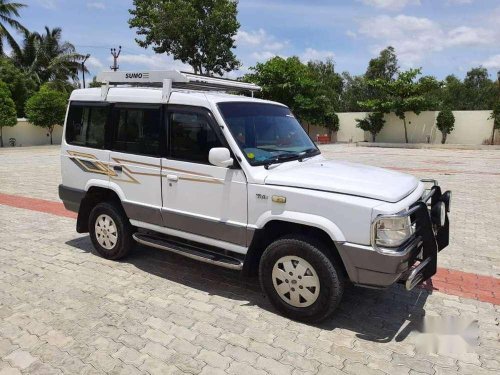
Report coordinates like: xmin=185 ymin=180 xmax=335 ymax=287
xmin=0 ymin=144 xmax=499 ymax=374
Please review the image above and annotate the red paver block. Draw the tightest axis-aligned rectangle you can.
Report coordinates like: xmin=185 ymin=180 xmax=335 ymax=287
xmin=422 ymin=267 xmax=500 ymax=305
xmin=0 ymin=192 xmax=77 ymax=219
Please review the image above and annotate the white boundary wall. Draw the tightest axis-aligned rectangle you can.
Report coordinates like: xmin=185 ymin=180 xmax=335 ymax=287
xmin=305 ymin=110 xmax=495 ymax=145
xmin=1 ymin=111 xmax=496 ymax=147
xmin=2 ymin=119 xmax=63 ymax=147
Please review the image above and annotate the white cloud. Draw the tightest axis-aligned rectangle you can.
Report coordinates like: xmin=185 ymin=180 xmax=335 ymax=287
xmin=86 ymin=56 xmax=104 ymax=72
xmin=87 ymin=2 xmax=106 ymax=10
xmin=346 ymin=30 xmax=357 ymax=39
xmin=235 ymin=29 xmax=288 ymax=51
xmin=481 ymin=54 xmax=500 ymax=70
xmin=447 ymin=0 xmax=473 ymax=4
xmin=300 ymin=48 xmax=335 ymax=62
xmin=358 ymin=14 xmax=496 ymax=66
xmin=235 ymin=28 xmax=290 ymax=68
xmin=359 ymin=0 xmax=421 ymax=11
xmin=447 ymin=26 xmax=494 ymax=46
xmin=36 ymin=0 xmax=58 ymax=9
xmin=250 ymin=51 xmax=279 ymax=61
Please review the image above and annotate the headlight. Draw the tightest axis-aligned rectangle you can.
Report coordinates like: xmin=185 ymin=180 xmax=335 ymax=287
xmin=373 ymin=216 xmax=413 ymax=248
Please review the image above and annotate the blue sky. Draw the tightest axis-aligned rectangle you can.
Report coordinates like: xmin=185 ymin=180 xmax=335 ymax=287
xmin=20 ymin=0 xmax=500 ymax=81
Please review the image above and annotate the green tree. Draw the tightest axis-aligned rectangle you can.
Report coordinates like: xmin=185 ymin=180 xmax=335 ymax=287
xmin=355 ymin=112 xmax=385 ymax=142
xmin=361 ymin=68 xmax=440 ymax=143
xmin=245 ymin=56 xmax=334 ymax=128
xmin=129 ymin=0 xmax=240 ymax=75
xmin=439 ymin=75 xmax=466 ymax=110
xmin=489 ymin=101 xmax=500 ymax=145
xmin=13 ymin=27 xmax=87 ymax=86
xmin=462 ymin=67 xmax=497 ymax=110
xmin=436 ymin=109 xmax=455 ymax=144
xmin=365 ymin=46 xmax=399 ymax=81
xmin=25 ymin=85 xmax=68 ymax=145
xmin=324 ymin=111 xmax=339 ymax=138
xmin=0 ymin=81 xmax=17 ymax=147
xmin=89 ymin=76 xmax=102 ymax=88
xmin=308 ymin=59 xmax=343 ymax=110
xmin=0 ymin=0 xmax=27 ymax=56
xmin=339 ymin=72 xmax=368 ymax=112
xmin=0 ymin=57 xmax=36 ymax=116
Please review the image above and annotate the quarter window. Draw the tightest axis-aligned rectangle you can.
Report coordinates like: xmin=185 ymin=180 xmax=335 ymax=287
xmin=65 ymin=104 xmax=108 ymax=149
xmin=169 ymin=111 xmax=222 ymax=163
xmin=111 ymin=107 xmax=161 ymax=156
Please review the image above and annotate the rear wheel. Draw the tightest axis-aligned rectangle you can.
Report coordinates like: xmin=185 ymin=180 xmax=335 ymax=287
xmin=259 ymin=235 xmax=344 ymax=322
xmin=89 ymin=202 xmax=134 ymax=260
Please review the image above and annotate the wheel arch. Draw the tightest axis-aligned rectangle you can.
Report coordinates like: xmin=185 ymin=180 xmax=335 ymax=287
xmin=76 ymin=185 xmax=124 ymax=233
xmin=243 ymin=219 xmax=348 ymax=278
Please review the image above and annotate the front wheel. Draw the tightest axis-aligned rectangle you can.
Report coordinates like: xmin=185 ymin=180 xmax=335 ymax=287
xmin=259 ymin=235 xmax=344 ymax=323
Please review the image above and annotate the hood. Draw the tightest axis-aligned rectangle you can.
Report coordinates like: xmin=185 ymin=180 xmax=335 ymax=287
xmin=264 ymin=159 xmax=419 ymax=203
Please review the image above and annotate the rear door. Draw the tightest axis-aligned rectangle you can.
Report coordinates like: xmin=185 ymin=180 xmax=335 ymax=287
xmin=62 ymin=102 xmax=111 ymax=191
xmin=108 ymin=104 xmax=164 ymax=226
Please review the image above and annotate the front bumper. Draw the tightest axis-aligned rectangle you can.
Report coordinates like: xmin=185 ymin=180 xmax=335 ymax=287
xmin=337 ymin=183 xmax=451 ymax=289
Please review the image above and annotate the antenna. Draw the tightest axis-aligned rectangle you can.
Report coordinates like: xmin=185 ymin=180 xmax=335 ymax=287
xmin=110 ymin=46 xmax=122 ymax=71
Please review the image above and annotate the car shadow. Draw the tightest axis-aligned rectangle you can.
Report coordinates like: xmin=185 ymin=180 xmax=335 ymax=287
xmin=66 ymin=236 xmax=430 ymax=344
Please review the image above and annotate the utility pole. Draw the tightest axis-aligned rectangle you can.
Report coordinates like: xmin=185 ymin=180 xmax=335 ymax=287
xmin=110 ymin=46 xmax=122 ymax=71
xmin=81 ymin=54 xmax=90 ymax=89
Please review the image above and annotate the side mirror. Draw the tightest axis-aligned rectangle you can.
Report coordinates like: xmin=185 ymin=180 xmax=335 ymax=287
xmin=209 ymin=147 xmax=234 ymax=168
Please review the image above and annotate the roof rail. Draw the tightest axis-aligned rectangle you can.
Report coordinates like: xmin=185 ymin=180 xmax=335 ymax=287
xmin=96 ymin=70 xmax=261 ymax=102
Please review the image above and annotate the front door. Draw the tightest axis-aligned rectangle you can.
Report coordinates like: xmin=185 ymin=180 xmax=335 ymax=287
xmin=161 ymin=106 xmax=248 ymax=250
xmin=108 ymin=104 xmax=163 ymax=226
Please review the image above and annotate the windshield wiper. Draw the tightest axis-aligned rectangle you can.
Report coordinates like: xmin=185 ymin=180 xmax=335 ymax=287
xmin=298 ymin=148 xmax=320 ymax=162
xmin=263 ymin=153 xmax=302 ymax=169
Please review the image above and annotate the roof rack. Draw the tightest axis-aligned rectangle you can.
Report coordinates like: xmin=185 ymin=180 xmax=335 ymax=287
xmin=96 ymin=70 xmax=261 ymax=102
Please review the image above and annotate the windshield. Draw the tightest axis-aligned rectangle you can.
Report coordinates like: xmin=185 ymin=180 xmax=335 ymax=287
xmin=217 ymin=102 xmax=319 ymax=166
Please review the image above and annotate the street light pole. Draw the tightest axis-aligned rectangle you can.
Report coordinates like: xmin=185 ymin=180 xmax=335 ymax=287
xmin=82 ymin=54 xmax=90 ymax=89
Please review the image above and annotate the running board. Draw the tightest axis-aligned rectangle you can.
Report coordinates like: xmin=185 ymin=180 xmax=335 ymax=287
xmin=132 ymin=233 xmax=244 ymax=270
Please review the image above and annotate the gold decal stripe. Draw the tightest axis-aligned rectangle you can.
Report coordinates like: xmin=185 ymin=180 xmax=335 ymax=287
xmin=68 ymin=151 xmax=222 ymax=185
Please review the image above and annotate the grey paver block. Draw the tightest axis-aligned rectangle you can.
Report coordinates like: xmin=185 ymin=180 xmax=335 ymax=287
xmin=256 ymin=356 xmax=294 ymax=375
xmin=228 ymin=362 xmax=267 ymax=375
xmin=222 ymin=344 xmax=259 ymax=364
xmin=142 ymin=329 xmax=175 ymax=347
xmin=196 ymin=349 xmax=232 ymax=369
xmin=4 ymin=350 xmax=37 ymax=370
xmin=249 ymin=341 xmax=284 ymax=360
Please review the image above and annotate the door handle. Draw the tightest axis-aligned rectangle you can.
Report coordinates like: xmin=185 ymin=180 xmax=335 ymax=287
xmin=113 ymin=165 xmax=122 ymax=172
xmin=166 ymin=174 xmax=178 ymax=182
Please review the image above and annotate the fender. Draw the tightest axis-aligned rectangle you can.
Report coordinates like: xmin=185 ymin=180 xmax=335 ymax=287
xmin=252 ymin=210 xmax=346 ymax=243
xmin=84 ymin=179 xmax=126 ymax=202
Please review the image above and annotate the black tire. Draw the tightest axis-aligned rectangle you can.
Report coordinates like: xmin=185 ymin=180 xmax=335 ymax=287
xmin=259 ymin=235 xmax=344 ymax=323
xmin=88 ymin=201 xmax=134 ymax=260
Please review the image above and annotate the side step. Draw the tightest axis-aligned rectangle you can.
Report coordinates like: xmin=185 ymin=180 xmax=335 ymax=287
xmin=132 ymin=233 xmax=244 ymax=270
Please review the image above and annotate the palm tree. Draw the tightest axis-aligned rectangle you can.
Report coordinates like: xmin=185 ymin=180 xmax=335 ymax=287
xmin=0 ymin=1 xmax=26 ymax=55
xmin=13 ymin=26 xmax=87 ymax=89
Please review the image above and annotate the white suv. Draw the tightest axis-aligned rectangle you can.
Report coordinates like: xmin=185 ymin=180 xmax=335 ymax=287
xmin=59 ymin=71 xmax=451 ymax=322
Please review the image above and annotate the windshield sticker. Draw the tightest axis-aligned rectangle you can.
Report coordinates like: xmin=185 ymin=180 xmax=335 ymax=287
xmin=247 ymin=152 xmax=255 ymax=159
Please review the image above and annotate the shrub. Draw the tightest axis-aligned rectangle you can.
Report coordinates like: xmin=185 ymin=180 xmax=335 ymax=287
xmin=355 ymin=112 xmax=385 ymax=142
xmin=436 ymin=109 xmax=455 ymax=144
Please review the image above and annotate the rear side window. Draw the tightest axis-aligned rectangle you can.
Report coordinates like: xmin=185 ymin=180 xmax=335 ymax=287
xmin=169 ymin=111 xmax=223 ymax=163
xmin=65 ymin=104 xmax=108 ymax=149
xmin=111 ymin=106 xmax=161 ymax=156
